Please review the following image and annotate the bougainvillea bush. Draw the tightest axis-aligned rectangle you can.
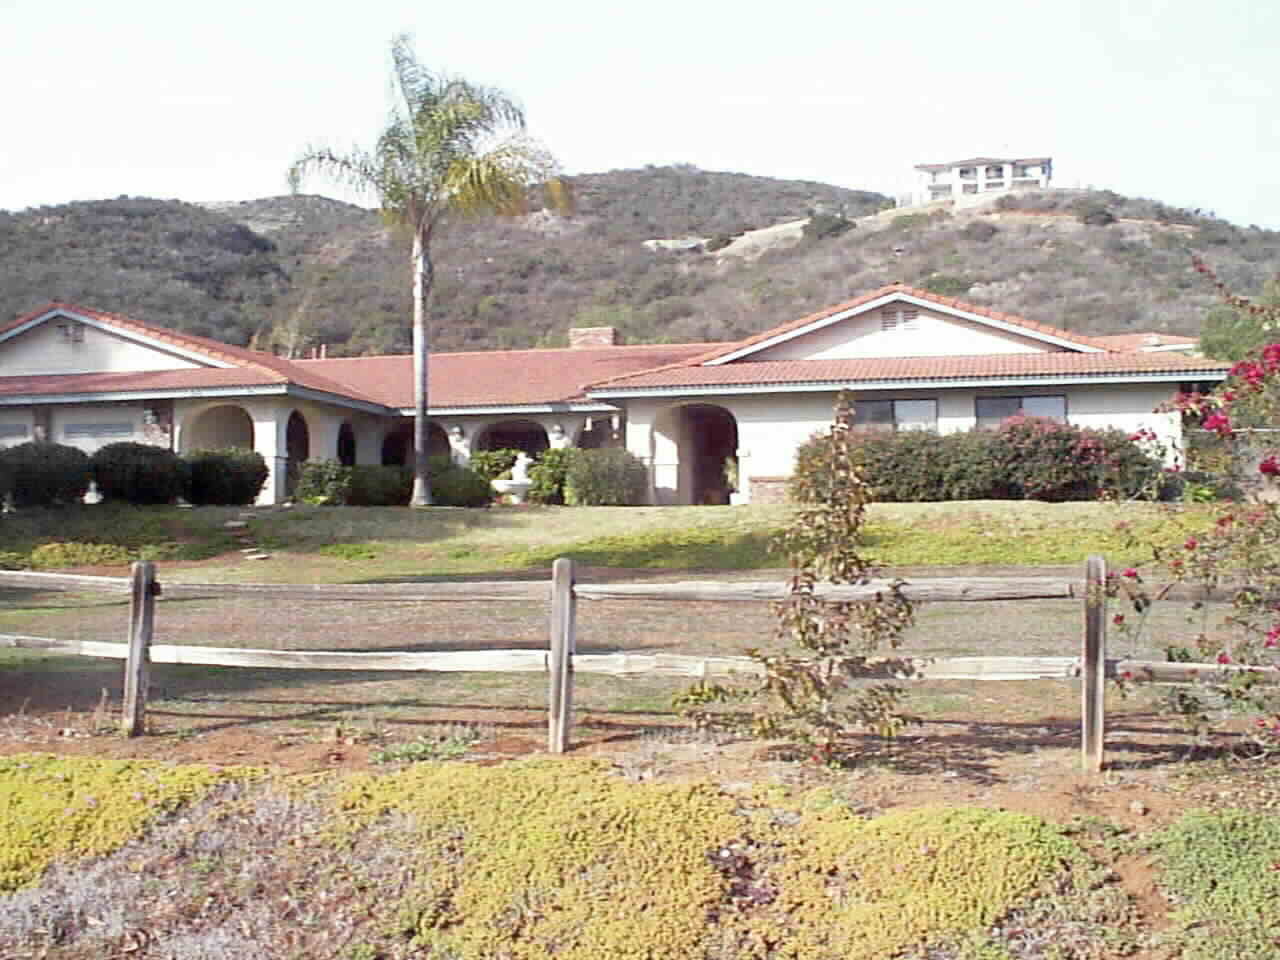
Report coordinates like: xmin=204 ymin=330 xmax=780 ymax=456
xmin=1113 ymin=260 xmax=1280 ymax=752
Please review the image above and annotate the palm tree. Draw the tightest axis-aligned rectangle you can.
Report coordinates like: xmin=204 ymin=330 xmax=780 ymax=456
xmin=289 ymin=34 xmax=565 ymax=506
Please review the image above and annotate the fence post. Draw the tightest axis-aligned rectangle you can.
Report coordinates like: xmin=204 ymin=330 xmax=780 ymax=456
xmin=548 ymin=557 xmax=576 ymax=753
xmin=121 ymin=561 xmax=157 ymax=737
xmin=1081 ymin=555 xmax=1107 ymax=773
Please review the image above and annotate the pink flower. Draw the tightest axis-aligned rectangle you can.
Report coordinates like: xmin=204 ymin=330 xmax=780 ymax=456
xmin=1185 ymin=537 xmax=1199 ymax=551
xmin=1202 ymin=412 xmax=1233 ymax=437
xmin=1113 ymin=614 xmax=1126 ymax=625
xmin=1122 ymin=568 xmax=1139 ymax=579
xmin=1217 ymin=652 xmax=1232 ymax=664
xmin=1260 ymin=456 xmax=1280 ymax=477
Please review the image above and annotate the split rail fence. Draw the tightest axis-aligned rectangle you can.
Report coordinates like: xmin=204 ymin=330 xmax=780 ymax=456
xmin=3 ymin=556 xmax=1276 ymax=771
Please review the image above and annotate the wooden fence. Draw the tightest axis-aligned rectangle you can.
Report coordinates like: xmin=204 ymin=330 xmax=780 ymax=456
xmin=3 ymin=557 xmax=1276 ymax=771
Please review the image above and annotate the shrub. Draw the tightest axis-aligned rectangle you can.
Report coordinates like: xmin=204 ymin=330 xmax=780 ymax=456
xmin=295 ymin=460 xmax=352 ymax=505
xmin=0 ymin=442 xmax=91 ymax=507
xmin=995 ymin=416 xmax=1159 ymax=502
xmin=802 ymin=212 xmax=853 ymax=241
xmin=921 ymin=273 xmax=972 ymax=298
xmin=564 ymin=448 xmax=647 ymax=506
xmin=794 ymin=419 xmax=1158 ymax=504
xmin=346 ymin=465 xmax=412 ymax=506
xmin=528 ymin=449 xmax=575 ymax=505
xmin=90 ymin=442 xmax=187 ymax=505
xmin=469 ymin=449 xmax=520 ymax=482
xmin=1071 ymin=195 xmax=1117 ymax=226
xmin=184 ymin=448 xmax=269 ymax=506
xmin=429 ymin=460 xmax=493 ymax=508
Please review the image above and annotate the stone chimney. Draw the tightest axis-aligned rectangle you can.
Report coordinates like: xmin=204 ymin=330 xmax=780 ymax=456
xmin=569 ymin=326 xmax=618 ymax=348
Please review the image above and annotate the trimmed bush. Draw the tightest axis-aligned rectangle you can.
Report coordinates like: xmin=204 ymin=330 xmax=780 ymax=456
xmin=346 ymin=465 xmax=412 ymax=506
xmin=564 ymin=448 xmax=647 ymax=506
xmin=793 ymin=418 xmax=1160 ymax=504
xmin=90 ymin=442 xmax=187 ymax=505
xmin=0 ymin=442 xmax=91 ymax=507
xmin=184 ymin=448 xmax=269 ymax=506
xmin=469 ymin=449 xmax=520 ymax=482
xmin=528 ymin=448 xmax=575 ymax=505
xmin=295 ymin=460 xmax=352 ymax=505
xmin=428 ymin=462 xmax=493 ymax=508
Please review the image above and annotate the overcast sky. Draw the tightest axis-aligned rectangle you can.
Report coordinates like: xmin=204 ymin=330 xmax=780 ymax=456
xmin=2 ymin=0 xmax=1277 ymax=228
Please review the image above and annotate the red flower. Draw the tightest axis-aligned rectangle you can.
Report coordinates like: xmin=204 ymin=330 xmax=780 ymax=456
xmin=1184 ymin=537 xmax=1198 ymax=551
xmin=1202 ymin=412 xmax=1233 ymax=437
xmin=1217 ymin=652 xmax=1232 ymax=664
xmin=1260 ymin=456 xmax=1280 ymax=477
xmin=1113 ymin=614 xmax=1126 ymax=625
xmin=1122 ymin=568 xmax=1139 ymax=579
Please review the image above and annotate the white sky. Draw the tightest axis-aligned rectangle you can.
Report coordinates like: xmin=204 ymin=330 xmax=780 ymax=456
xmin=2 ymin=0 xmax=1278 ymax=228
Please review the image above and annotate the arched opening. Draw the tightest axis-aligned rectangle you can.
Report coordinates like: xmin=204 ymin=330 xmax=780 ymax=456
xmin=337 ymin=422 xmax=356 ymax=466
xmin=576 ymin=415 xmax=619 ymax=451
xmin=285 ymin=411 xmax=310 ymax=496
xmin=381 ymin=420 xmax=449 ymax=466
xmin=475 ymin=420 xmax=549 ymax=457
xmin=181 ymin=405 xmax=254 ymax=453
xmin=651 ymin=403 xmax=739 ymax=505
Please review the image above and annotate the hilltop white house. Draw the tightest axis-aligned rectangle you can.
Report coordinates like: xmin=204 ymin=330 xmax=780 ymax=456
xmin=911 ymin=157 xmax=1053 ymax=208
xmin=0 ymin=285 xmax=1227 ymax=505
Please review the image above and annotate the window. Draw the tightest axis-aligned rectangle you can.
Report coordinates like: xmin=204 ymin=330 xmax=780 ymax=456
xmin=975 ymin=395 xmax=1066 ymax=429
xmin=984 ymin=164 xmax=1005 ymax=179
xmin=0 ymin=423 xmax=28 ymax=440
xmin=854 ymin=399 xmax=938 ymax=432
xmin=958 ymin=167 xmax=977 ymax=180
xmin=63 ymin=422 xmax=133 ymax=439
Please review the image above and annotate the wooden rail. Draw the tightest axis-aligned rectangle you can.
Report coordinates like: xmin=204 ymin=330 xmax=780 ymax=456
xmin=0 ymin=560 xmax=1263 ymax=770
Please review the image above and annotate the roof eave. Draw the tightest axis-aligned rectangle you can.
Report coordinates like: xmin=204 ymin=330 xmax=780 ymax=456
xmin=589 ymin=369 xmax=1228 ymax=400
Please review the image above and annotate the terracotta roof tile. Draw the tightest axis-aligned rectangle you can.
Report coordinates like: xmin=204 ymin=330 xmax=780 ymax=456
xmin=591 ymin=351 xmax=1231 ymax=393
xmin=629 ymin=284 xmax=1112 ymax=379
xmin=0 ymin=367 xmax=284 ymax=398
xmin=297 ymin=342 xmax=719 ymax=409
xmin=1091 ymin=332 xmax=1198 ymax=351
xmin=3 ymin=302 xmax=389 ymax=407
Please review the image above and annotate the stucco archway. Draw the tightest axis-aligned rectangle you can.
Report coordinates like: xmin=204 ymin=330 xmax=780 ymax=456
xmin=381 ymin=420 xmax=449 ymax=466
xmin=651 ymin=403 xmax=739 ymax=505
xmin=181 ymin=404 xmax=254 ymax=453
xmin=337 ymin=422 xmax=356 ymax=466
xmin=285 ymin=411 xmax=310 ymax=496
xmin=475 ymin=420 xmax=549 ymax=456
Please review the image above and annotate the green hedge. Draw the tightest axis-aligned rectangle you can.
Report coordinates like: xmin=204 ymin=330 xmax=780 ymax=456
xmin=564 ymin=448 xmax=647 ymax=506
xmin=185 ymin=449 xmax=269 ymax=506
xmin=793 ymin=418 xmax=1163 ymax=503
xmin=0 ymin=442 xmax=91 ymax=507
xmin=90 ymin=442 xmax=188 ymax=505
xmin=296 ymin=458 xmax=492 ymax=507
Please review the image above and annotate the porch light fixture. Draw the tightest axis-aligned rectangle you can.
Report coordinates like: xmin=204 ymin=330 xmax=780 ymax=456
xmin=449 ymin=425 xmax=465 ymax=440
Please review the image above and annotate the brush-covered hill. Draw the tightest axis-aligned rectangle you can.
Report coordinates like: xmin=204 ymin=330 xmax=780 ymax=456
xmin=2 ymin=167 xmax=1277 ymax=357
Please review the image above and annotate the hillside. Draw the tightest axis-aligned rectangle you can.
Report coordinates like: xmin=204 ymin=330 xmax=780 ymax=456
xmin=2 ymin=167 xmax=1278 ymax=357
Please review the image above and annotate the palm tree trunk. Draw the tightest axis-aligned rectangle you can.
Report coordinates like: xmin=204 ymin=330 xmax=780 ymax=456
xmin=410 ymin=227 xmax=433 ymax=507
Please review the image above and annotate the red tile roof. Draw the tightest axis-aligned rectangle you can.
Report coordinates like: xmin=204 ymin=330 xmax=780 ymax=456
xmin=0 ymin=367 xmax=284 ymax=398
xmin=1091 ymin=332 xmax=1198 ymax=351
xmin=591 ymin=350 xmax=1231 ymax=393
xmin=2 ymin=302 xmax=388 ymax=406
xmin=296 ymin=343 xmax=718 ymax=408
xmin=641 ymin=284 xmax=1112 ymax=377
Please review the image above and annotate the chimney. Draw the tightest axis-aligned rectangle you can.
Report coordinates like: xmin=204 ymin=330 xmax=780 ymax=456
xmin=569 ymin=326 xmax=618 ymax=349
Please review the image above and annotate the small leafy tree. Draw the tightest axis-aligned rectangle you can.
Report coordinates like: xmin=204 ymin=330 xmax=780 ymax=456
xmin=676 ymin=395 xmax=915 ymax=762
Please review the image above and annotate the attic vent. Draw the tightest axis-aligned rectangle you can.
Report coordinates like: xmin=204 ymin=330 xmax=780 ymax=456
xmin=57 ymin=321 xmax=84 ymax=344
xmin=881 ymin=308 xmax=919 ymax=332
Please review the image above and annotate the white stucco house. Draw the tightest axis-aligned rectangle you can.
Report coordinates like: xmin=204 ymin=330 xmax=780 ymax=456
xmin=911 ymin=157 xmax=1052 ymax=208
xmin=0 ymin=285 xmax=1227 ymax=505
